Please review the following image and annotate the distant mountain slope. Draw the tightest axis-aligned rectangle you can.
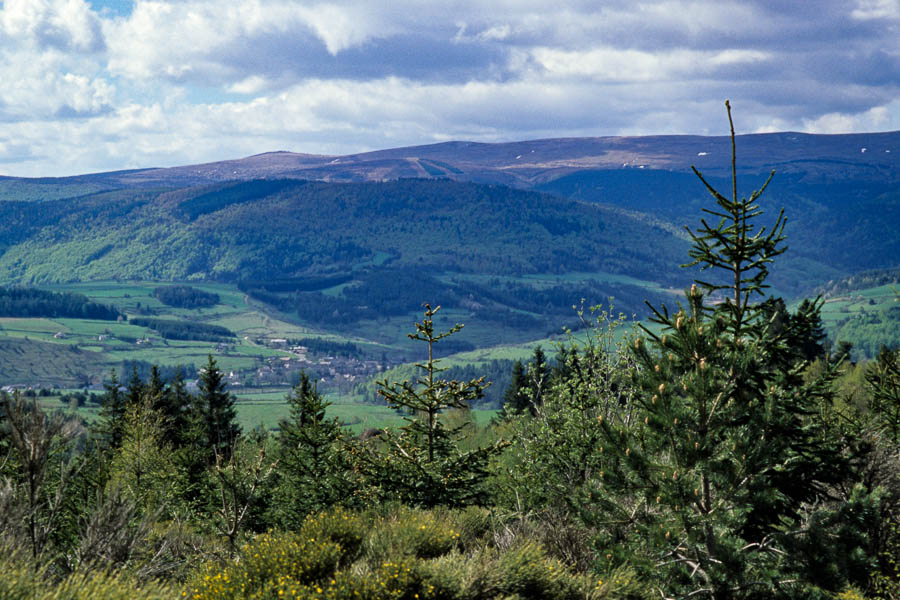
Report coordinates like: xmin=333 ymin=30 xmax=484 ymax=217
xmin=113 ymin=130 xmax=900 ymax=188
xmin=0 ymin=130 xmax=898 ymax=296
xmin=536 ymin=169 xmax=900 ymax=287
xmin=0 ymin=179 xmax=687 ymax=286
xmin=3 ymin=131 xmax=897 ymax=193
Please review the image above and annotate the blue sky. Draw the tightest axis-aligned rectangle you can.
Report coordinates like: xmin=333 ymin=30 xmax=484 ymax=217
xmin=1 ymin=0 xmax=900 ymax=176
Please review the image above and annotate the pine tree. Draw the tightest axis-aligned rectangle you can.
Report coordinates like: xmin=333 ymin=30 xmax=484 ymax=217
xmin=146 ymin=365 xmax=166 ymax=408
xmin=500 ymin=346 xmax=549 ymax=418
xmin=106 ymin=394 xmax=182 ymax=514
xmin=866 ymin=346 xmax=900 ymax=445
xmin=140 ymin=366 xmax=195 ymax=450
xmin=99 ymin=369 xmax=126 ymax=449
xmin=358 ymin=304 xmax=505 ymax=507
xmin=197 ymin=355 xmax=240 ymax=463
xmin=527 ymin=345 xmax=548 ymax=413
xmin=582 ymin=101 xmax=848 ymax=598
xmin=126 ymin=364 xmax=144 ymax=408
xmin=499 ymin=360 xmax=528 ymax=418
xmin=269 ymin=373 xmax=348 ymax=528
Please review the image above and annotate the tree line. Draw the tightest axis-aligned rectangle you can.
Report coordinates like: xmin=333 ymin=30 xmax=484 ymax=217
xmin=152 ymin=285 xmax=220 ymax=309
xmin=0 ymin=287 xmax=122 ymax=320
xmin=129 ymin=317 xmax=235 ymax=342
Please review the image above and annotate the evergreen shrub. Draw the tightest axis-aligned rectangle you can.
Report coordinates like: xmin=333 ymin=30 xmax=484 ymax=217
xmin=185 ymin=507 xmax=649 ymax=600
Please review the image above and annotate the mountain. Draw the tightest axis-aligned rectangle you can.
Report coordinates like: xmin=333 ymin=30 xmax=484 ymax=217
xmin=0 ymin=178 xmax=683 ymax=283
xmin=6 ymin=130 xmax=897 ymax=191
xmin=0 ymin=130 xmax=898 ymax=300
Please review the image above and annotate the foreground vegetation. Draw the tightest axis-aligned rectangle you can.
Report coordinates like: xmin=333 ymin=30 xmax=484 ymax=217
xmin=1 ymin=104 xmax=899 ymax=599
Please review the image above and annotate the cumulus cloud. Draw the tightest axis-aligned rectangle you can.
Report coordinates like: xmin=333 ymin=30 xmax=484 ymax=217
xmin=1 ymin=0 xmax=900 ymax=176
xmin=104 ymin=1 xmax=397 ymax=83
xmin=522 ymin=46 xmax=771 ymax=83
xmin=1 ymin=0 xmax=105 ymax=53
xmin=802 ymin=99 xmax=900 ymax=133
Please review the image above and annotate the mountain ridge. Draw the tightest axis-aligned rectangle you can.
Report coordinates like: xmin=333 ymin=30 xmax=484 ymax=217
xmin=0 ymin=130 xmax=897 ymax=304
xmin=4 ymin=130 xmax=900 ymax=191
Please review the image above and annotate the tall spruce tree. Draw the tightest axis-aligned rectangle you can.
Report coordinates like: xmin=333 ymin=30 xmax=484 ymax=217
xmin=161 ymin=368 xmax=194 ymax=449
xmin=500 ymin=360 xmax=528 ymax=418
xmin=126 ymin=364 xmax=144 ymax=408
xmin=269 ymin=373 xmax=348 ymax=528
xmin=99 ymin=369 xmax=126 ymax=450
xmin=106 ymin=394 xmax=181 ymax=514
xmin=197 ymin=355 xmax=240 ymax=463
xmin=578 ymin=101 xmax=849 ymax=598
xmin=358 ymin=304 xmax=505 ymax=507
xmin=500 ymin=346 xmax=550 ymax=418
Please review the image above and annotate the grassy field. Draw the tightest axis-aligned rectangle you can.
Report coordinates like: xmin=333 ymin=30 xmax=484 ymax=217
xmin=818 ymin=284 xmax=899 ymax=327
xmin=37 ymin=389 xmax=497 ymax=436
xmin=4 ymin=280 xmax=512 ymax=427
xmin=815 ymin=284 xmax=900 ymax=359
xmin=11 ymin=275 xmax=896 ymax=416
xmin=0 ymin=281 xmax=311 ymax=386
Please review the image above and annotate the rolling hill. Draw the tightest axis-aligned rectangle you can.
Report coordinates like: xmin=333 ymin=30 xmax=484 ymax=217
xmin=0 ymin=130 xmax=896 ymax=343
xmin=0 ymin=131 xmax=898 ymax=389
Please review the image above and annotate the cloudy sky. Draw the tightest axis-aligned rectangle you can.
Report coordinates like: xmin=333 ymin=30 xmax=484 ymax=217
xmin=1 ymin=0 xmax=899 ymax=177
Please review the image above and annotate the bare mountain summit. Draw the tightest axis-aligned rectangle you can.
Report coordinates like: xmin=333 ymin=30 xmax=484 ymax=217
xmin=42 ymin=130 xmax=900 ymax=190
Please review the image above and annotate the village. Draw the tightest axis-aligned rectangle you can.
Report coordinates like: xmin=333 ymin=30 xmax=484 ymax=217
xmin=227 ymin=338 xmax=396 ymax=392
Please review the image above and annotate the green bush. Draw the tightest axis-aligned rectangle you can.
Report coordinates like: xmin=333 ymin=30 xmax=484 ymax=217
xmin=299 ymin=507 xmax=366 ymax=566
xmin=188 ymin=533 xmax=343 ymax=599
xmin=0 ymin=551 xmax=175 ymax=600
xmin=363 ymin=508 xmax=461 ymax=563
xmin=184 ymin=506 xmax=651 ymax=600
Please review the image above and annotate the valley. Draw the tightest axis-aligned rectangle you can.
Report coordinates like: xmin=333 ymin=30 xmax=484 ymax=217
xmin=1 ymin=132 xmax=900 ymax=427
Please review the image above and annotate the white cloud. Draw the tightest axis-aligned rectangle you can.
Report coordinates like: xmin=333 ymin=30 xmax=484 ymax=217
xmin=228 ymin=76 xmax=270 ymax=95
xmin=0 ymin=0 xmax=105 ymax=52
xmin=524 ymin=46 xmax=770 ymax=82
xmin=477 ymin=24 xmax=512 ymax=42
xmin=802 ymin=100 xmax=900 ymax=133
xmin=0 ymin=50 xmax=113 ymax=120
xmin=104 ymin=1 xmax=394 ymax=83
xmin=851 ymin=0 xmax=900 ymax=20
xmin=1 ymin=0 xmax=900 ymax=176
xmin=294 ymin=3 xmax=390 ymax=55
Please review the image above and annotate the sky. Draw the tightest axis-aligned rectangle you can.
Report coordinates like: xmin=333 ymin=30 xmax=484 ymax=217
xmin=1 ymin=0 xmax=899 ymax=177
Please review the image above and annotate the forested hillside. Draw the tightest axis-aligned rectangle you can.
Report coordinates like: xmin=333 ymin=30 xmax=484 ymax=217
xmin=0 ymin=179 xmax=687 ymax=285
xmin=1 ymin=131 xmax=900 ymax=299
xmin=0 ymin=287 xmax=122 ymax=320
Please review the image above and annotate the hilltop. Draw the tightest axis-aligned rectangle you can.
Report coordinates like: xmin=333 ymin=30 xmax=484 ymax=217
xmin=5 ymin=130 xmax=898 ymax=190
xmin=0 ymin=130 xmax=897 ymax=295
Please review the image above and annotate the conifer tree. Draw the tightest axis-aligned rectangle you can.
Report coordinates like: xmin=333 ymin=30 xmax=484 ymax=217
xmin=197 ymin=355 xmax=240 ymax=463
xmin=528 ymin=345 xmax=549 ymax=411
xmin=866 ymin=346 xmax=900 ymax=445
xmin=146 ymin=365 xmax=166 ymax=407
xmin=269 ymin=373 xmax=348 ymax=528
xmin=500 ymin=360 xmax=528 ymax=418
xmin=582 ymin=101 xmax=849 ymax=598
xmin=126 ymin=364 xmax=144 ymax=408
xmin=107 ymin=394 xmax=181 ymax=514
xmin=160 ymin=368 xmax=193 ymax=449
xmin=500 ymin=346 xmax=549 ymax=418
xmin=358 ymin=304 xmax=504 ymax=507
xmin=99 ymin=369 xmax=126 ymax=449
